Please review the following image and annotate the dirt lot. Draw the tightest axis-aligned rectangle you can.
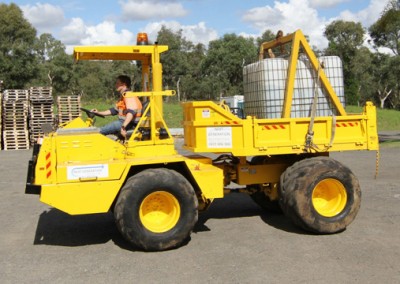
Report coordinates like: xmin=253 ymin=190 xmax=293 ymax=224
xmin=1 ymin=137 xmax=399 ymax=283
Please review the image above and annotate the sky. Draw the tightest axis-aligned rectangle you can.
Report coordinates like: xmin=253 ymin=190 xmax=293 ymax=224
xmin=4 ymin=0 xmax=389 ymax=53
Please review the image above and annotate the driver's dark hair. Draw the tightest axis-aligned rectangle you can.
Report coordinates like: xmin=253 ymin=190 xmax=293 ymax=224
xmin=117 ymin=75 xmax=131 ymax=89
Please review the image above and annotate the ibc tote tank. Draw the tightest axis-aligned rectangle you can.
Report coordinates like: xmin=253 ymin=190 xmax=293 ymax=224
xmin=243 ymin=56 xmax=345 ymax=119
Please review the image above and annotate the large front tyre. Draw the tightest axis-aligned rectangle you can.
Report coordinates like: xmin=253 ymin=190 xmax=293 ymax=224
xmin=114 ymin=168 xmax=198 ymax=251
xmin=279 ymin=157 xmax=361 ymax=234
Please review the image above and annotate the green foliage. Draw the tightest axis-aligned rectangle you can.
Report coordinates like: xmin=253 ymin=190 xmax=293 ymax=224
xmin=157 ymin=26 xmax=208 ymax=101
xmin=157 ymin=26 xmax=192 ymax=90
xmin=202 ymin=34 xmax=258 ymax=99
xmin=31 ymin=33 xmax=74 ymax=94
xmin=256 ymin=30 xmax=276 ymax=48
xmin=0 ymin=3 xmax=37 ymax=89
xmin=324 ymin=20 xmax=366 ymax=105
xmin=350 ymin=47 xmax=375 ymax=104
xmin=369 ymin=0 xmax=400 ymax=55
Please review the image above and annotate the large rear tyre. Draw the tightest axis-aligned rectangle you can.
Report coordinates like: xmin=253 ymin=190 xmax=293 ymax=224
xmin=114 ymin=168 xmax=198 ymax=251
xmin=279 ymin=156 xmax=361 ymax=234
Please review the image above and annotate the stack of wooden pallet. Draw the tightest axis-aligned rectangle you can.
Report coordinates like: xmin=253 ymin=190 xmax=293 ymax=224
xmin=29 ymin=87 xmax=54 ymax=145
xmin=2 ymin=90 xmax=30 ymax=150
xmin=57 ymin=95 xmax=81 ymax=125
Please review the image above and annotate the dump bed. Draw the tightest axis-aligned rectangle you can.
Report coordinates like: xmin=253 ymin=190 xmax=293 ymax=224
xmin=182 ymin=101 xmax=378 ymax=156
xmin=183 ymin=30 xmax=378 ymax=157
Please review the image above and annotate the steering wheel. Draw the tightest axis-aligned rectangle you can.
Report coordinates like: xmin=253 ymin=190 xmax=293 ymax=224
xmin=80 ymin=107 xmax=105 ymax=119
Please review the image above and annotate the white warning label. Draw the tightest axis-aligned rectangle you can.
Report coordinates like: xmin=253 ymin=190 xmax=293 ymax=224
xmin=202 ymin=109 xmax=210 ymax=118
xmin=67 ymin=164 xmax=109 ymax=180
xmin=207 ymin=127 xmax=232 ymax=148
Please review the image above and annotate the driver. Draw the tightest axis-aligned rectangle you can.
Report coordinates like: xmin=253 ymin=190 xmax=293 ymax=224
xmin=92 ymin=75 xmax=142 ymax=138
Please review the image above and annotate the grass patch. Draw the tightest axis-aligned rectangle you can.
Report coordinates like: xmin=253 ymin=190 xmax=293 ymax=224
xmin=346 ymin=105 xmax=400 ymax=131
xmin=380 ymin=141 xmax=400 ymax=148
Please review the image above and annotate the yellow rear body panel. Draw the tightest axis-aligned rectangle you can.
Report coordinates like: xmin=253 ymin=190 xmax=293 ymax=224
xmin=182 ymin=101 xmax=378 ymax=156
xmin=40 ymin=180 xmax=125 ymax=215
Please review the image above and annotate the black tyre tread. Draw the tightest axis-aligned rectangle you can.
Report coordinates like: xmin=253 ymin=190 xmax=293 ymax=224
xmin=279 ymin=156 xmax=361 ymax=234
xmin=114 ymin=168 xmax=198 ymax=251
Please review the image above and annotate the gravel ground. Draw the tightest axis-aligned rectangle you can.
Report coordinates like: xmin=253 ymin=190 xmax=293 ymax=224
xmin=0 ymin=135 xmax=399 ymax=284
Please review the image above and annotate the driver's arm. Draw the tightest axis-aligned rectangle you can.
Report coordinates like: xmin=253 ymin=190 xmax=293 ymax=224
xmin=91 ymin=108 xmax=113 ymax=116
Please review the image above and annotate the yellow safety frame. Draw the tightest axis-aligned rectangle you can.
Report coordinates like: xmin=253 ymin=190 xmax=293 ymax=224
xmin=259 ymin=30 xmax=346 ymax=118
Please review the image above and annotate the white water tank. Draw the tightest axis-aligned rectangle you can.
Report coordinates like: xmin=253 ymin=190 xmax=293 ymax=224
xmin=243 ymin=56 xmax=345 ymax=119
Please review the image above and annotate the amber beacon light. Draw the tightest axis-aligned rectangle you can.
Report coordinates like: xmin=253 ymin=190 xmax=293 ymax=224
xmin=137 ymin=33 xmax=149 ymax=45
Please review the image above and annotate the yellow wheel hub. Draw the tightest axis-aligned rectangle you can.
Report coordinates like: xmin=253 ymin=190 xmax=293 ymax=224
xmin=139 ymin=191 xmax=180 ymax=233
xmin=312 ymin=178 xmax=347 ymax=217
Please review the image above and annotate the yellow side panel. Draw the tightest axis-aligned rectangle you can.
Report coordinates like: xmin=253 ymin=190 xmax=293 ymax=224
xmin=55 ymin=133 xmax=125 ymax=163
xmin=184 ymin=156 xmax=224 ymax=199
xmin=183 ymin=101 xmax=379 ymax=155
xmin=236 ymin=164 xmax=289 ymax=185
xmin=40 ymin=180 xmax=124 ymax=215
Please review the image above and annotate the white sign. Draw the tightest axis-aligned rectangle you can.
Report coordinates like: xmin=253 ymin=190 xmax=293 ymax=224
xmin=202 ymin=109 xmax=210 ymax=118
xmin=207 ymin=127 xmax=232 ymax=148
xmin=67 ymin=164 xmax=109 ymax=180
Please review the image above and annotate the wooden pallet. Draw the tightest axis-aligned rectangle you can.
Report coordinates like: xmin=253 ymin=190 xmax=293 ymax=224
xmin=57 ymin=95 xmax=81 ymax=124
xmin=1 ymin=87 xmax=56 ymax=150
xmin=1 ymin=94 xmax=29 ymax=142
xmin=2 ymin=130 xmax=29 ymax=150
xmin=2 ymin=90 xmax=29 ymax=101
xmin=29 ymin=88 xmax=54 ymax=145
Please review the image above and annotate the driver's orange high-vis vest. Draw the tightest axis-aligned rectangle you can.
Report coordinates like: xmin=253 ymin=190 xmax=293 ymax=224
xmin=116 ymin=92 xmax=142 ymax=119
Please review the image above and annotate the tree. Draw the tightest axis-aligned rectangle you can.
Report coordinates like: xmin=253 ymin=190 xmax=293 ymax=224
xmin=324 ymin=21 xmax=365 ymax=105
xmin=31 ymin=33 xmax=74 ymax=94
xmin=349 ymin=47 xmax=375 ymax=105
xmin=387 ymin=55 xmax=400 ymax=109
xmin=202 ymin=34 xmax=258 ymax=99
xmin=369 ymin=0 xmax=400 ymax=55
xmin=368 ymin=0 xmax=400 ymax=109
xmin=157 ymin=26 xmax=191 ymax=97
xmin=156 ymin=26 xmax=213 ymax=101
xmin=256 ymin=30 xmax=276 ymax=48
xmin=0 ymin=3 xmax=37 ymax=89
xmin=370 ymin=53 xmax=395 ymax=108
xmin=180 ymin=43 xmax=207 ymax=101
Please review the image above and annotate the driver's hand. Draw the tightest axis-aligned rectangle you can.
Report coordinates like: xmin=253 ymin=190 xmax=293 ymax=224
xmin=120 ymin=128 xmax=127 ymax=138
xmin=91 ymin=108 xmax=98 ymax=113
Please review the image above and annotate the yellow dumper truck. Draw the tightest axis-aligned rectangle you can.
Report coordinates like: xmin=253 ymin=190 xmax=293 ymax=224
xmin=26 ymin=30 xmax=378 ymax=251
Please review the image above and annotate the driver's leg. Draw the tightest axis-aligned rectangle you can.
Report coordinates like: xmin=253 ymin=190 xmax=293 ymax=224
xmin=100 ymin=119 xmax=122 ymax=135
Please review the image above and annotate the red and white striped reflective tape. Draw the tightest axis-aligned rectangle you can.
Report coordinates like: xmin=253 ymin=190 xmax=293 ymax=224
xmin=216 ymin=121 xmax=240 ymax=125
xmin=263 ymin=125 xmax=286 ymax=130
xmin=336 ymin=122 xmax=359 ymax=127
xmin=45 ymin=152 xmax=51 ymax=179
